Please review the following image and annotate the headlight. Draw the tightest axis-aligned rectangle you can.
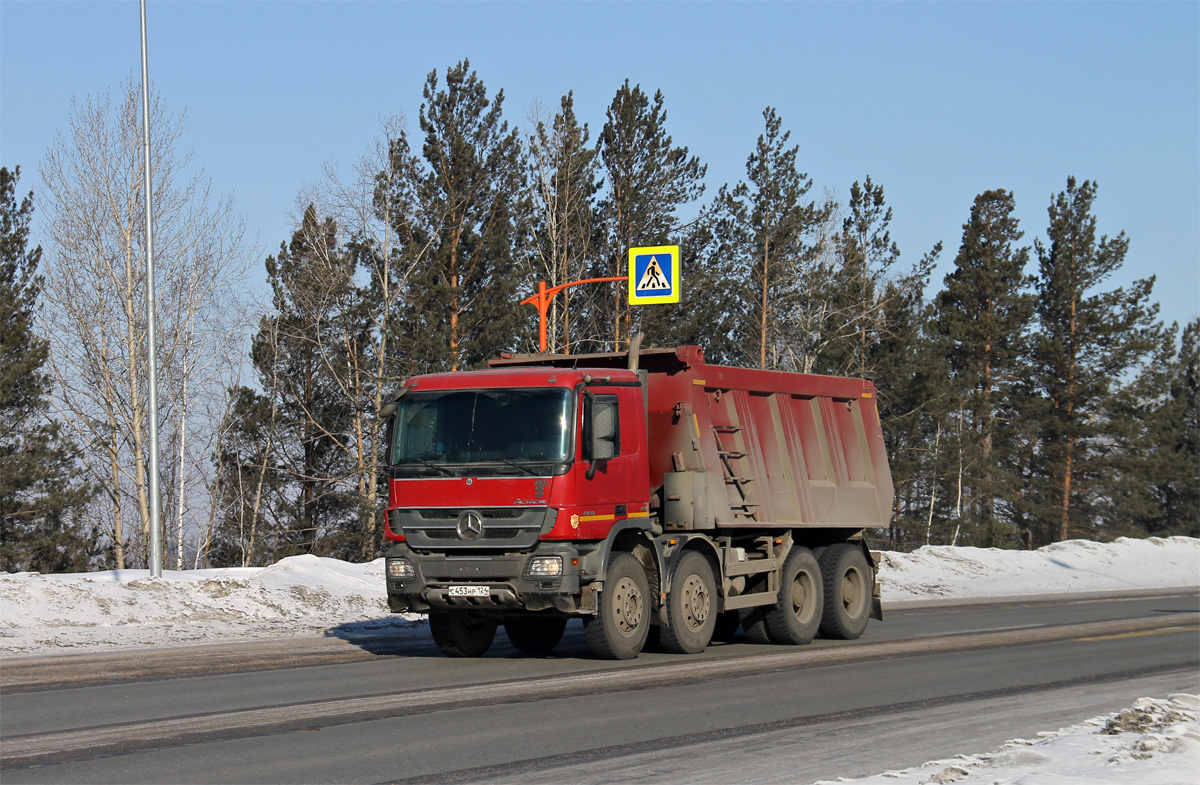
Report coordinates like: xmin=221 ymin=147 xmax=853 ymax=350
xmin=386 ymin=558 xmax=414 ymax=580
xmin=525 ymin=556 xmax=563 ymax=578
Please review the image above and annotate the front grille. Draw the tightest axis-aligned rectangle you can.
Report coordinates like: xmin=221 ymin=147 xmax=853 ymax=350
xmin=422 ymin=528 xmax=521 ymax=541
xmin=416 ymin=508 xmax=524 ymax=521
xmin=394 ymin=507 xmax=557 ymax=550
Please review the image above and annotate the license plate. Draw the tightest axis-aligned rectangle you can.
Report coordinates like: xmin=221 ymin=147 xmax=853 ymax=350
xmin=448 ymin=585 xmax=489 ymax=598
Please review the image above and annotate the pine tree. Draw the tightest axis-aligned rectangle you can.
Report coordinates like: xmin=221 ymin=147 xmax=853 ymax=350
xmin=717 ymin=107 xmax=832 ymax=369
xmin=871 ymin=245 xmax=945 ymax=548
xmin=0 ymin=166 xmax=96 ymax=572
xmin=637 ymin=213 xmax=742 ymax=359
xmin=1031 ymin=177 xmax=1161 ymax=543
xmin=395 ymin=60 xmax=530 ymax=372
xmin=1157 ymin=319 xmax=1200 ymax=535
xmin=817 ymin=177 xmax=901 ymax=377
xmin=935 ymin=189 xmax=1034 ymax=546
xmin=226 ymin=206 xmax=361 ymax=561
xmin=1115 ymin=319 xmax=1200 ymax=537
xmin=592 ymin=81 xmax=706 ymax=351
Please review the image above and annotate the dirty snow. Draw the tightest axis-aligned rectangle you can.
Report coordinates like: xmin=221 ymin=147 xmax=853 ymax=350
xmin=0 ymin=536 xmax=1195 ymax=655
xmin=815 ymin=694 xmax=1200 ymax=785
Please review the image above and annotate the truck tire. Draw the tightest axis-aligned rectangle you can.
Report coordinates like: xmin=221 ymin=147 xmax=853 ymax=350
xmin=429 ymin=610 xmax=498 ymax=657
xmin=503 ymin=615 xmax=567 ymax=654
xmin=765 ymin=546 xmax=823 ymax=645
xmin=818 ymin=543 xmax=873 ymax=640
xmin=660 ymin=551 xmax=717 ymax=654
xmin=584 ymin=553 xmax=651 ymax=660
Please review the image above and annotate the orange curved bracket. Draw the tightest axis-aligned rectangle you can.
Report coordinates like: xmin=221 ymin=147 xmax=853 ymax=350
xmin=522 ymin=277 xmax=626 ymax=352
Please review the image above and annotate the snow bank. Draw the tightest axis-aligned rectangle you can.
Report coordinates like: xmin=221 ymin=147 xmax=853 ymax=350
xmin=879 ymin=535 xmax=1199 ymax=604
xmin=816 ymin=693 xmax=1200 ymax=785
xmin=0 ymin=555 xmax=421 ymax=654
xmin=0 ymin=537 xmax=1195 ymax=655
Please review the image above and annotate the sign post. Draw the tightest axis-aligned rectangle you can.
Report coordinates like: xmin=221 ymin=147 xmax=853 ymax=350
xmin=521 ymin=276 xmax=625 ymax=353
xmin=521 ymin=245 xmax=681 ymax=353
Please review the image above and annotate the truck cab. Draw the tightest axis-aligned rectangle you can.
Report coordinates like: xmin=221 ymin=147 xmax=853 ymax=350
xmin=382 ymin=367 xmax=653 ymax=655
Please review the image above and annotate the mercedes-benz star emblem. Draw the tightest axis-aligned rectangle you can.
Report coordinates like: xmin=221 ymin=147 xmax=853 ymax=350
xmin=456 ymin=511 xmax=484 ymax=541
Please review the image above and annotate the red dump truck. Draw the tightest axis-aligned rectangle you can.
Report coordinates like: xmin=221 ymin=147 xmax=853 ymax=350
xmin=382 ymin=345 xmax=892 ymax=659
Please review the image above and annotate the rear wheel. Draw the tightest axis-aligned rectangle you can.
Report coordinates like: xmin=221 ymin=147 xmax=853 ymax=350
xmin=584 ymin=553 xmax=651 ymax=660
xmin=818 ymin=543 xmax=873 ymax=640
xmin=660 ymin=551 xmax=717 ymax=654
xmin=765 ymin=547 xmax=823 ymax=645
xmin=503 ymin=615 xmax=567 ymax=654
xmin=429 ymin=610 xmax=498 ymax=657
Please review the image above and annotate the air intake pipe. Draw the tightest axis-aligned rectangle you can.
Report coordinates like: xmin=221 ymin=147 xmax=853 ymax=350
xmin=627 ymin=330 xmax=645 ymax=373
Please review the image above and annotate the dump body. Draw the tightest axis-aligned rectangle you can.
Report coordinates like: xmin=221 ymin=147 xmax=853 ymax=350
xmin=489 ymin=345 xmax=893 ymax=532
xmin=383 ymin=345 xmax=893 ymax=659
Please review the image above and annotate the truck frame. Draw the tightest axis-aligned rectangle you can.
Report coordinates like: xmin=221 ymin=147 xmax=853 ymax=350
xmin=382 ymin=345 xmax=891 ymax=659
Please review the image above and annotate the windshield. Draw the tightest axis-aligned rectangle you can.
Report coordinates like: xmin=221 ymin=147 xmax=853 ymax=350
xmin=390 ymin=388 xmax=573 ymax=473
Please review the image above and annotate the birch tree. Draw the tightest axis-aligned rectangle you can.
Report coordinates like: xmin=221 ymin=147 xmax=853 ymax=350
xmin=528 ymin=94 xmax=601 ymax=354
xmin=593 ymin=81 xmax=706 ymax=351
xmin=38 ymin=77 xmax=252 ymax=568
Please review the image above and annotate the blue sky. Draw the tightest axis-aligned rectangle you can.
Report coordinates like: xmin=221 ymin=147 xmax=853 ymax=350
xmin=2 ymin=1 xmax=1197 ymax=330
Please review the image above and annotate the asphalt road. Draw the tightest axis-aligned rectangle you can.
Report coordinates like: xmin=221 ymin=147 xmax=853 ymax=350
xmin=2 ymin=590 xmax=1196 ymax=784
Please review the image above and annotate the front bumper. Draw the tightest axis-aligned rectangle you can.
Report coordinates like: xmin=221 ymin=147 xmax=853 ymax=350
xmin=385 ymin=541 xmax=588 ymax=614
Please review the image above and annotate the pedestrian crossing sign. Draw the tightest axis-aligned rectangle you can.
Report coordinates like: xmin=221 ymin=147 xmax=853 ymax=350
xmin=628 ymin=245 xmax=680 ymax=305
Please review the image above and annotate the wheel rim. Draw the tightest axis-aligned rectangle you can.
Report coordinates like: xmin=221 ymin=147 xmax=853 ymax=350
xmin=679 ymin=573 xmax=711 ymax=631
xmin=841 ymin=566 xmax=866 ymax=617
xmin=790 ymin=570 xmax=816 ymax=624
xmin=612 ymin=576 xmax=643 ymax=636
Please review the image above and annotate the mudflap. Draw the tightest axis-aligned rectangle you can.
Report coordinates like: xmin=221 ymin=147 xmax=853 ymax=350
xmin=867 ymin=546 xmax=883 ymax=621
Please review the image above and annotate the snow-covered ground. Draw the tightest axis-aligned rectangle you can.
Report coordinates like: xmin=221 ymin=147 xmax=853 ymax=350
xmin=1 ymin=535 xmax=1194 ymax=655
xmin=1 ymin=536 xmax=1196 ymax=784
xmin=816 ymin=694 xmax=1200 ymax=785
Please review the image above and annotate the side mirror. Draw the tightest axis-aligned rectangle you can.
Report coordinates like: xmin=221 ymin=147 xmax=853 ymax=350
xmin=584 ymin=392 xmax=619 ymax=479
xmin=590 ymin=402 xmax=617 ymax=461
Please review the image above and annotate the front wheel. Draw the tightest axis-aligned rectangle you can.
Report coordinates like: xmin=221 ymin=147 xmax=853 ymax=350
xmin=660 ymin=551 xmax=717 ymax=654
xmin=818 ymin=543 xmax=873 ymax=640
xmin=584 ymin=553 xmax=651 ymax=660
xmin=429 ymin=610 xmax=498 ymax=657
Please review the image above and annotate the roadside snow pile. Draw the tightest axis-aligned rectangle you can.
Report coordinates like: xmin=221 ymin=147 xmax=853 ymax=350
xmin=0 ymin=555 xmax=420 ymax=654
xmin=0 ymin=537 xmax=1195 ymax=654
xmin=879 ymin=535 xmax=1199 ymax=604
xmin=815 ymin=693 xmax=1200 ymax=785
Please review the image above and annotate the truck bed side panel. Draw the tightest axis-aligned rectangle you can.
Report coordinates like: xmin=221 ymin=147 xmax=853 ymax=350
xmin=646 ymin=356 xmax=893 ymax=530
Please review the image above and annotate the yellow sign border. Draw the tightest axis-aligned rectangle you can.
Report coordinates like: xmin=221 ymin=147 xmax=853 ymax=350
xmin=628 ymin=245 xmax=680 ymax=305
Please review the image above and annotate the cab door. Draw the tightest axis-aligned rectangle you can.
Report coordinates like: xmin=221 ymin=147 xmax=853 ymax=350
xmin=572 ymin=387 xmax=649 ymax=539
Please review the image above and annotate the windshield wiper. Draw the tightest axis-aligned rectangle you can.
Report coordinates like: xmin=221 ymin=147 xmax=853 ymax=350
xmin=395 ymin=458 xmax=456 ymax=477
xmin=492 ymin=458 xmax=540 ymax=476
